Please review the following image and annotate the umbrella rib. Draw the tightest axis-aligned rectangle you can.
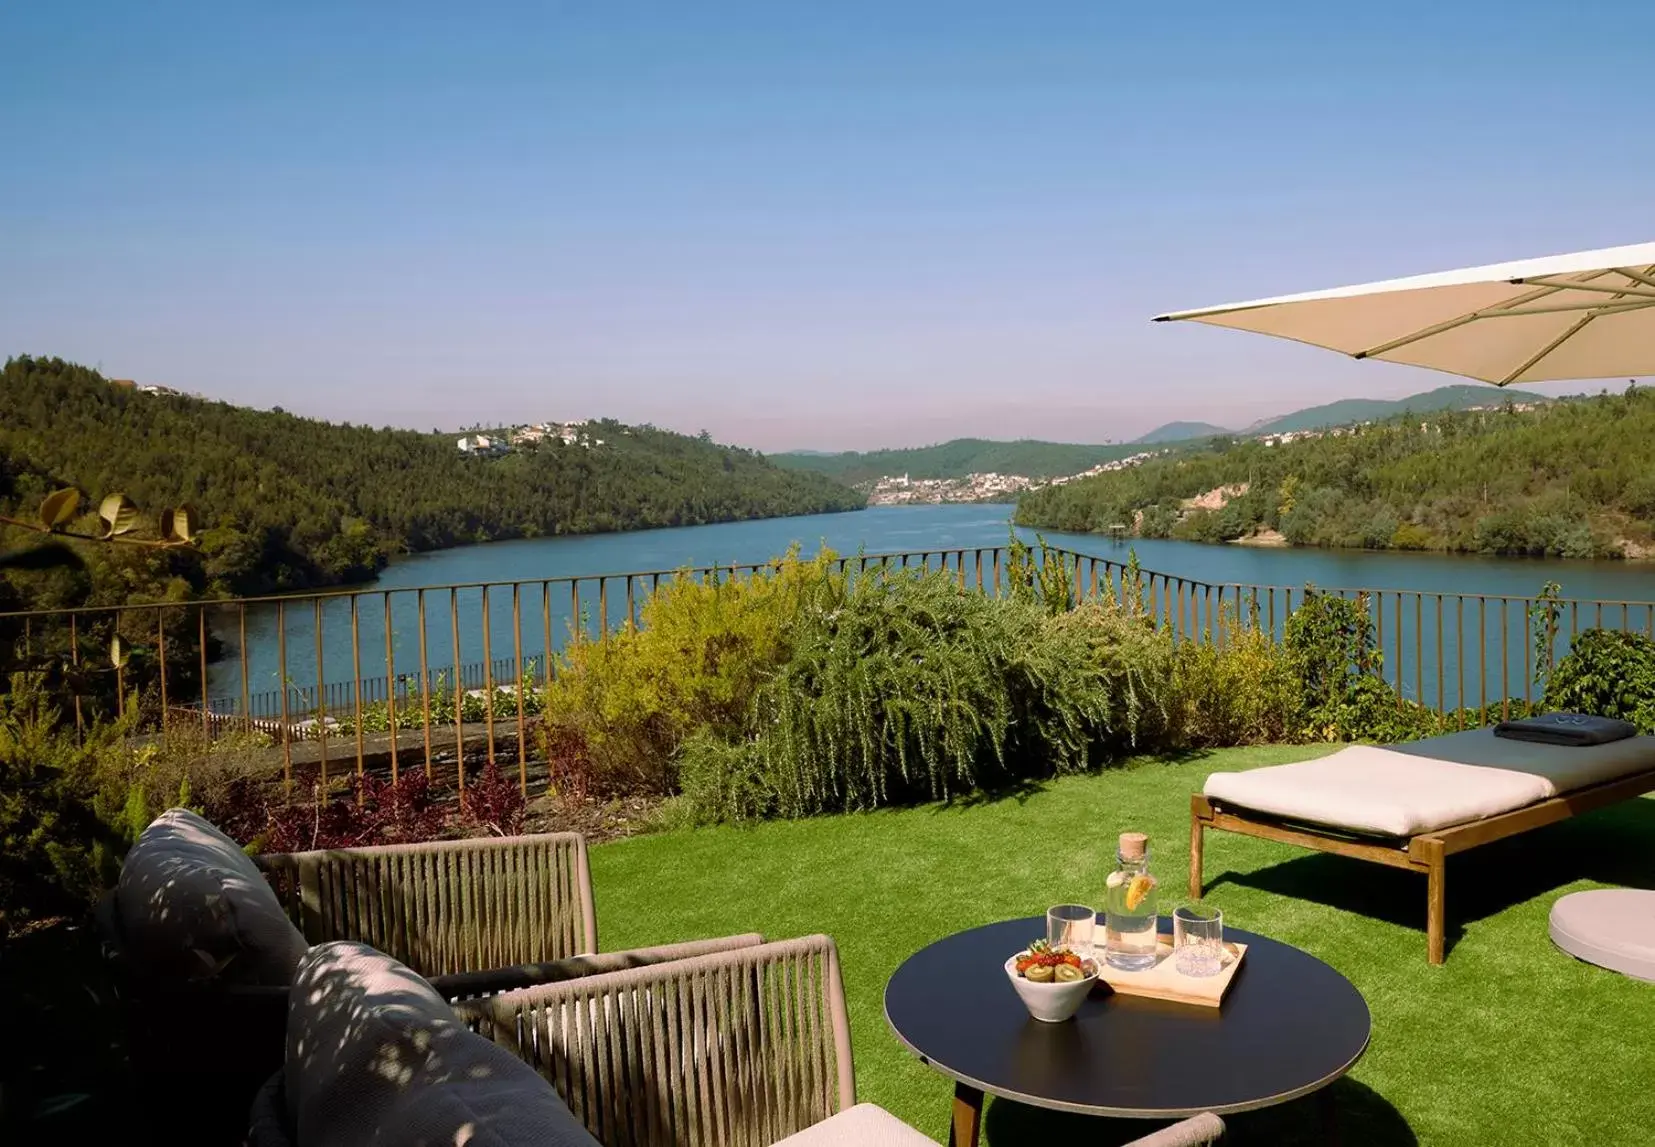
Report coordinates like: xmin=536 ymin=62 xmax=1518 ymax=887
xmin=1611 ymin=265 xmax=1655 ymax=290
xmin=1356 ymin=268 xmax=1623 ymax=360
xmin=1496 ymin=272 xmax=1652 ymax=384
xmin=1497 ymin=311 xmax=1599 ymax=385
xmin=1517 ymin=275 xmax=1655 ymax=301
xmin=1353 ymin=278 xmax=1587 ymax=360
xmin=1481 ymin=298 xmax=1655 ymax=319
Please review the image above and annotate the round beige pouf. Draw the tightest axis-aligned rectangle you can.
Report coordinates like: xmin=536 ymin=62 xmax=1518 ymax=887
xmin=1549 ymin=889 xmax=1655 ymax=982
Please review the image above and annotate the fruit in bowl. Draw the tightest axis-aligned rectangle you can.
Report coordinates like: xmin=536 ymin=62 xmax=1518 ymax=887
xmin=1005 ymin=939 xmax=1099 ymax=1022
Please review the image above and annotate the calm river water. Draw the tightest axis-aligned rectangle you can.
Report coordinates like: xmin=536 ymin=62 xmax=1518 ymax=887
xmin=210 ymin=505 xmax=1654 ymax=715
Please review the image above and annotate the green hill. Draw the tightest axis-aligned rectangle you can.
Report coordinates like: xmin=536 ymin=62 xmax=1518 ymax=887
xmin=770 ymin=439 xmax=1144 ymax=486
xmin=1243 ymin=384 xmax=1549 ymax=437
xmin=0 ymin=356 xmax=863 ymax=605
xmin=1132 ymin=421 xmax=1229 ymax=444
xmin=1016 ymin=387 xmax=1651 ymax=559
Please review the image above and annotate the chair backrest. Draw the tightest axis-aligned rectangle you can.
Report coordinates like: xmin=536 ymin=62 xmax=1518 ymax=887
xmin=256 ymin=832 xmax=596 ymax=978
xmin=458 ymin=935 xmax=856 ymax=1147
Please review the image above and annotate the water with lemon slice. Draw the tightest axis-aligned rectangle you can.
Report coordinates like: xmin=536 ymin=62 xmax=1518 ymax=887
xmin=1103 ymin=834 xmax=1159 ymax=971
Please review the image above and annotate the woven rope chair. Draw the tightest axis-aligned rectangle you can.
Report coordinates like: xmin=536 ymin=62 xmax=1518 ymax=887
xmin=457 ymin=934 xmax=856 ymax=1147
xmin=255 ymin=831 xmax=599 ymax=977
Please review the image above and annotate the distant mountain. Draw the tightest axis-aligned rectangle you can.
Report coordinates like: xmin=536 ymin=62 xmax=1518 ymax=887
xmin=770 ymin=439 xmax=1143 ymax=487
xmin=1243 ymin=384 xmax=1549 ymax=437
xmin=1133 ymin=421 xmax=1229 ymax=445
xmin=776 ymin=386 xmax=1551 ymax=489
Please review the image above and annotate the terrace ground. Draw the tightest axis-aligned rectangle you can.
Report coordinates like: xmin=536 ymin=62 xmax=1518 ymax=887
xmin=593 ymin=745 xmax=1655 ymax=1146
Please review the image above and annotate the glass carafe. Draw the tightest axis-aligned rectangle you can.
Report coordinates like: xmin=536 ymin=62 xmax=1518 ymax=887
xmin=1104 ymin=831 xmax=1158 ymax=971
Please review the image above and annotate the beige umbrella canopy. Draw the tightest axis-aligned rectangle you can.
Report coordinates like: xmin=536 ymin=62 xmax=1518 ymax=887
xmin=1154 ymin=241 xmax=1655 ymax=385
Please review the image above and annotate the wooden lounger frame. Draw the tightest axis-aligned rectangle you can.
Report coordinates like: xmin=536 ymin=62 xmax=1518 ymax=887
xmin=1190 ymin=765 xmax=1655 ymax=964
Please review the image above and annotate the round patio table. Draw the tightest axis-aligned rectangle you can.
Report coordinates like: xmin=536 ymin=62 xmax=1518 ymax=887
xmin=884 ymin=916 xmax=1370 ymax=1146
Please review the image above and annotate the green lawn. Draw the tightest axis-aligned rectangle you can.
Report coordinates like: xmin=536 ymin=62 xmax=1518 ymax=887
xmin=590 ymin=746 xmax=1655 ymax=1146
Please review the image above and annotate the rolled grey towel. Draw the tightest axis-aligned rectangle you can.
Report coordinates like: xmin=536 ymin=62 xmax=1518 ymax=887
xmin=1493 ymin=712 xmax=1637 ymax=746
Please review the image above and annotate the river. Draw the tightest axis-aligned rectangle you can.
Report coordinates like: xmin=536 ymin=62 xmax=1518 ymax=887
xmin=210 ymin=505 xmax=1654 ymax=716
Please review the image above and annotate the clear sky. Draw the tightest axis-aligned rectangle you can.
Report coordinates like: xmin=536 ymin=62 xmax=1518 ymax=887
xmin=3 ymin=2 xmax=1651 ymax=451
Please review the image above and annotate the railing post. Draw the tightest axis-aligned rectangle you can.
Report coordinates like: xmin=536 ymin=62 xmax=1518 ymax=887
xmin=481 ymin=585 xmax=496 ymax=768
xmin=513 ymin=583 xmax=527 ymax=796
xmin=384 ymin=593 xmax=398 ymax=782
xmin=350 ymin=594 xmax=365 ymax=781
xmin=277 ymin=602 xmax=291 ymax=785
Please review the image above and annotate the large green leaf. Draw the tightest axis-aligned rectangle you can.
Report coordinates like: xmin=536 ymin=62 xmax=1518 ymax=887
xmin=160 ymin=504 xmax=199 ymax=543
xmin=37 ymin=487 xmax=81 ymax=529
xmin=98 ymin=493 xmax=138 ymax=537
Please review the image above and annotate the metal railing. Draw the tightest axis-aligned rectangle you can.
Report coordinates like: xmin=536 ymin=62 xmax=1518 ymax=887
xmin=2 ymin=543 xmax=1649 ymax=798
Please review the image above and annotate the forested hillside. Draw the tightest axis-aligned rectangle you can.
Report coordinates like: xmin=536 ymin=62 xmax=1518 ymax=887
xmin=0 ymin=357 xmax=862 ymax=607
xmin=1240 ymin=384 xmax=1551 ymax=437
xmin=1017 ymin=387 xmax=1653 ymax=559
xmin=772 ymin=438 xmax=1143 ymax=486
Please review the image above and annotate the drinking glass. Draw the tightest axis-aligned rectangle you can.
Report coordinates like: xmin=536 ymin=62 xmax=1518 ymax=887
xmin=1047 ymin=904 xmax=1096 ymax=958
xmin=1173 ymin=905 xmax=1223 ymax=977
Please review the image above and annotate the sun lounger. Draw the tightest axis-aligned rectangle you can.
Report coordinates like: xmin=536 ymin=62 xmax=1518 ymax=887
xmin=1190 ymin=728 xmax=1655 ymax=964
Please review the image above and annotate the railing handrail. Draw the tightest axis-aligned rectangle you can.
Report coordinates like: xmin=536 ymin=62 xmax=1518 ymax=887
xmin=1038 ymin=545 xmax=1655 ymax=610
xmin=5 ymin=541 xmax=1650 ymax=621
xmin=0 ymin=544 xmax=1022 ymax=620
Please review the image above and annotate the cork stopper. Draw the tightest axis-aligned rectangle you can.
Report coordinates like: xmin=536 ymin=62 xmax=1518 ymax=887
xmin=1119 ymin=831 xmax=1148 ymax=861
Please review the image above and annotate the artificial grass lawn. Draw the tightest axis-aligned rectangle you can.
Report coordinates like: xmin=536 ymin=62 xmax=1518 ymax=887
xmin=590 ymin=746 xmax=1655 ymax=1146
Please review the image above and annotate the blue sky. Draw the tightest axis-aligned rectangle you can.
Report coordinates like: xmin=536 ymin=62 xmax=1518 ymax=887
xmin=3 ymin=2 xmax=1651 ymax=450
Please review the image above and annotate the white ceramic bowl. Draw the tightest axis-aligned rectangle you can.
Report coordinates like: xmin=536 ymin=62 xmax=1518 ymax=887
xmin=1003 ymin=952 xmax=1099 ymax=1023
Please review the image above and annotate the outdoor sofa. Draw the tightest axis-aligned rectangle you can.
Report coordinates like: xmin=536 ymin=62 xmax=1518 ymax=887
xmin=103 ymin=810 xmax=752 ymax=1144
xmin=1191 ymin=726 xmax=1655 ymax=963
xmin=250 ymin=937 xmax=1225 ymax=1147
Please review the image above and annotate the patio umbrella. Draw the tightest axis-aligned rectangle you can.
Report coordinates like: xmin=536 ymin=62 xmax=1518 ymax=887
xmin=1153 ymin=241 xmax=1655 ymax=385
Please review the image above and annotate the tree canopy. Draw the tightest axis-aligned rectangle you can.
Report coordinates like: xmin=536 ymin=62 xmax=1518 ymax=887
xmin=1017 ymin=387 xmax=1651 ymax=559
xmin=0 ymin=356 xmax=863 ymax=611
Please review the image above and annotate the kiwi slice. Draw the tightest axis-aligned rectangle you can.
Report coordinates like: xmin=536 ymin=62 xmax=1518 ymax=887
xmin=1025 ymin=963 xmax=1055 ymax=983
xmin=1053 ymin=963 xmax=1084 ymax=983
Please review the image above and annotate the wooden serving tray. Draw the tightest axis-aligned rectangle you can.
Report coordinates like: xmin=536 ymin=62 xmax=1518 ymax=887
xmin=1094 ymin=935 xmax=1247 ymax=1008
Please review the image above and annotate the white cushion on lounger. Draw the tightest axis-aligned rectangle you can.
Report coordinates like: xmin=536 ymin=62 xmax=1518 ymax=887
xmin=1204 ymin=728 xmax=1655 ymax=838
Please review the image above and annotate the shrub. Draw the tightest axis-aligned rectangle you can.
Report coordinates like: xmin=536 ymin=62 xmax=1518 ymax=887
xmin=1282 ymin=588 xmax=1434 ymax=742
xmin=676 ymin=730 xmax=774 ymax=823
xmin=753 ymin=568 xmax=1029 ymax=814
xmin=461 ymin=760 xmax=526 ymax=837
xmin=747 ymin=567 xmax=1169 ymax=817
xmin=1544 ymin=629 xmax=1655 ymax=732
xmin=1173 ymin=619 xmax=1299 ymax=747
xmin=537 ymin=550 xmax=840 ymax=793
xmin=0 ymin=674 xmax=139 ymax=929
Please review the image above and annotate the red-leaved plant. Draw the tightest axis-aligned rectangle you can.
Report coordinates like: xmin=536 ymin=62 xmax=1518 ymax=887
xmin=462 ymin=760 xmax=526 ymax=837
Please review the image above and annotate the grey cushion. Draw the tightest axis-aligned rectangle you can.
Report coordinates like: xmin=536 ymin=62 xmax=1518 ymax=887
xmin=1550 ymin=889 xmax=1655 ymax=982
xmin=770 ymin=1103 xmax=936 ymax=1146
xmin=287 ymin=941 xmax=600 ymax=1147
xmin=115 ymin=807 xmax=308 ymax=986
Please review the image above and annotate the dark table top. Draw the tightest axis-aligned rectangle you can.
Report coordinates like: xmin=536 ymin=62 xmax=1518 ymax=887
xmin=883 ymin=916 xmax=1370 ymax=1118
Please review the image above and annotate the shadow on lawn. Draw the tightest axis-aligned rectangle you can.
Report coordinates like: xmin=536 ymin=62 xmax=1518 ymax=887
xmin=984 ymin=1075 xmax=1416 ymax=1146
xmin=1206 ymin=798 xmax=1655 ymax=958
xmin=944 ymin=748 xmax=1221 ymax=812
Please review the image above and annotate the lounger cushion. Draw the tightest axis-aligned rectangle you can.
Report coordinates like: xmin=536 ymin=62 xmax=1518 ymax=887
xmin=286 ymin=941 xmax=599 ymax=1147
xmin=1204 ymin=728 xmax=1655 ymax=838
xmin=115 ymin=807 xmax=309 ymax=986
xmin=1550 ymin=889 xmax=1655 ymax=982
xmin=772 ymin=1103 xmax=937 ymax=1146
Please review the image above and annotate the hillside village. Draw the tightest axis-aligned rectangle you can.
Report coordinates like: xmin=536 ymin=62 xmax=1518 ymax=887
xmin=456 ymin=420 xmax=608 ymax=456
xmin=867 ymin=451 xmax=1161 ymax=504
xmin=864 ymin=397 xmax=1553 ymax=505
